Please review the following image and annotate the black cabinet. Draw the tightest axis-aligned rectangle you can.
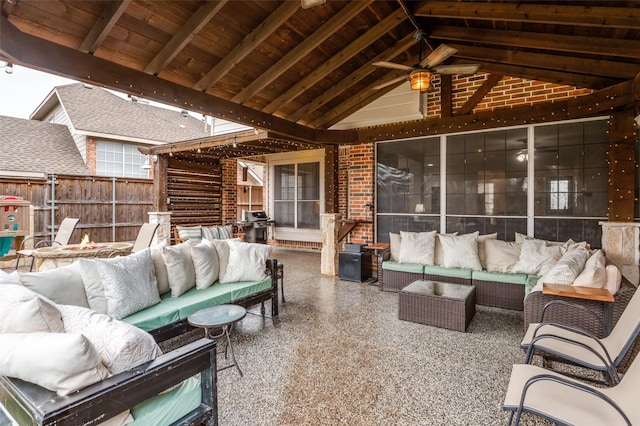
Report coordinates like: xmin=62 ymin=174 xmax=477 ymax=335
xmin=338 ymin=251 xmax=372 ymax=282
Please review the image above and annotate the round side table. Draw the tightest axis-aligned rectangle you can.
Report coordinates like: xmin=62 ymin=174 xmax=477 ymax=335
xmin=188 ymin=304 xmax=247 ymax=377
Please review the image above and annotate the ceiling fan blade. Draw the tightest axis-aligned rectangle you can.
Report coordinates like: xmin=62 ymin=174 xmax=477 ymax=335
xmin=420 ymin=44 xmax=457 ymax=68
xmin=372 ymin=75 xmax=407 ymax=90
xmin=432 ymin=64 xmax=481 ymax=75
xmin=372 ymin=61 xmax=415 ymax=71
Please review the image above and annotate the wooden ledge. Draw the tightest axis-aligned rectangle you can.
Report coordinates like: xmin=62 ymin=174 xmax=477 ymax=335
xmin=542 ymin=283 xmax=614 ymax=303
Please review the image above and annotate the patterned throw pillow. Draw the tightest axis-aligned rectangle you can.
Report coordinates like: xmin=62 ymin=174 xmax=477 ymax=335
xmin=176 ymin=225 xmax=202 ymax=240
xmin=96 ymin=249 xmax=160 ymax=320
xmin=202 ymin=224 xmax=234 ymax=240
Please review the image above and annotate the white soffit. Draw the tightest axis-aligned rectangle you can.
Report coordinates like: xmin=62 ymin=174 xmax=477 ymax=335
xmin=331 ymin=82 xmax=424 ymax=130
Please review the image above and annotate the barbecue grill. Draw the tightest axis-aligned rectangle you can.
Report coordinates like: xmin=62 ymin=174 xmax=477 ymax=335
xmin=238 ymin=210 xmax=273 ymax=244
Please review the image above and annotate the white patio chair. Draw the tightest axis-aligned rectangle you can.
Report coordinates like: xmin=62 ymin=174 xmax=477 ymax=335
xmin=131 ymin=222 xmax=159 ymax=253
xmin=520 ymin=287 xmax=640 ymax=385
xmin=14 ymin=217 xmax=80 ymax=271
xmin=503 ymin=351 xmax=640 ymax=425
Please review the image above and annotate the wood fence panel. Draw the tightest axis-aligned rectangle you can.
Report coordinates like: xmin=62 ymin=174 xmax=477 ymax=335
xmin=0 ymin=175 xmax=153 ymax=247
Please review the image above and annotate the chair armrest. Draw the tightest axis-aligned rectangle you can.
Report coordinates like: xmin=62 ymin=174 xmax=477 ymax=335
xmin=0 ymin=338 xmax=216 ymax=426
xmin=381 ymin=251 xmax=391 ymax=261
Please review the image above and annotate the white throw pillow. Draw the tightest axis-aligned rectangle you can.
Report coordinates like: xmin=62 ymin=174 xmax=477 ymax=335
xmin=78 ymin=258 xmax=108 ymax=314
xmin=221 ymin=240 xmax=272 ymax=283
xmin=162 ymin=240 xmax=197 ymax=297
xmin=96 ymin=249 xmax=160 ymax=320
xmin=398 ymin=231 xmax=436 ymax=265
xmin=483 ymin=239 xmax=521 ymax=273
xmin=0 ymin=269 xmax=21 ymax=285
xmin=191 ymin=239 xmax=219 ymax=289
xmin=209 ymin=239 xmax=239 ymax=282
xmin=512 ymin=239 xmax=562 ymax=275
xmin=434 ymin=232 xmax=457 ymax=266
xmin=0 ymin=298 xmax=64 ymax=333
xmin=0 ymin=333 xmax=110 ymax=396
xmin=58 ymin=304 xmax=162 ymax=375
xmin=19 ymin=261 xmax=90 ymax=308
xmin=150 ymin=239 xmax=170 ymax=295
xmin=389 ymin=232 xmax=401 ymax=261
xmin=604 ymin=264 xmax=622 ymax=296
xmin=439 ymin=232 xmax=482 ymax=270
xmin=573 ymin=249 xmax=607 ymax=288
xmin=539 ymin=246 xmax=590 ymax=285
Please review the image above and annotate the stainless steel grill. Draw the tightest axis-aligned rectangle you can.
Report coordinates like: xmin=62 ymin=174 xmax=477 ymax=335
xmin=237 ymin=210 xmax=273 ymax=244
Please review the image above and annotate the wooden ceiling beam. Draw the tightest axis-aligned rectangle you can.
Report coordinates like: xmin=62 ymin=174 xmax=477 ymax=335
xmin=357 ymin=79 xmax=637 ymax=143
xmin=193 ymin=1 xmax=299 ymax=92
xmin=144 ymin=0 xmax=227 ymax=76
xmin=449 ymin=44 xmax=638 ymax=80
xmin=430 ymin=26 xmax=640 ymax=60
xmin=0 ymin=16 xmax=357 ymax=144
xmin=415 ymin=1 xmax=640 ymax=30
xmin=456 ymin=73 xmax=503 ymax=116
xmin=287 ymin=33 xmax=416 ymax=123
xmin=231 ymin=0 xmax=373 ymax=105
xmin=263 ymin=8 xmax=407 ymax=114
xmin=79 ymin=0 xmax=131 ymax=54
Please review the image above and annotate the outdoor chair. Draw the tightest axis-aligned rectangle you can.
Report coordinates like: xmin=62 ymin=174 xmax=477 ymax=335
xmin=14 ymin=217 xmax=80 ymax=271
xmin=503 ymin=349 xmax=640 ymax=425
xmin=131 ymin=222 xmax=159 ymax=253
xmin=520 ymin=287 xmax=640 ymax=385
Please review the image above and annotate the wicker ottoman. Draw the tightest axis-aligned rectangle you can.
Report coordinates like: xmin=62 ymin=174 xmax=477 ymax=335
xmin=399 ymin=280 xmax=476 ymax=332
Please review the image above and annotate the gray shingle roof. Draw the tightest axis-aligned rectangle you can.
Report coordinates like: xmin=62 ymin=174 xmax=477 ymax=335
xmin=55 ymin=83 xmax=210 ymax=143
xmin=0 ymin=116 xmax=90 ymax=175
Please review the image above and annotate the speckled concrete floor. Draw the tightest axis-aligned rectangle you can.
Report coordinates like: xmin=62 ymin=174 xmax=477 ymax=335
xmin=215 ymin=248 xmax=553 ymax=426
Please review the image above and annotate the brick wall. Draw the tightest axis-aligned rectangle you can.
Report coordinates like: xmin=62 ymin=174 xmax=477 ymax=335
xmin=221 ymin=159 xmax=237 ymax=224
xmin=339 ymin=143 xmax=375 ymax=246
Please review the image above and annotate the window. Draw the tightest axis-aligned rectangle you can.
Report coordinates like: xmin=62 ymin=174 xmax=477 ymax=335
xmin=96 ymin=141 xmax=149 ymax=178
xmin=273 ymin=162 xmax=320 ymax=229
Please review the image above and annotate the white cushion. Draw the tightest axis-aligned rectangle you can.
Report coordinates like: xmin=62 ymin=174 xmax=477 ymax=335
xmin=96 ymin=249 xmax=160 ymax=320
xmin=0 ymin=333 xmax=110 ymax=396
xmin=398 ymin=231 xmax=436 ymax=265
xmin=58 ymin=304 xmax=162 ymax=375
xmin=484 ymin=239 xmax=521 ymax=273
xmin=434 ymin=232 xmax=457 ymax=266
xmin=512 ymin=239 xmax=562 ymax=275
xmin=150 ymin=239 xmax=170 ymax=295
xmin=0 ymin=269 xmax=21 ymax=285
xmin=389 ymin=232 xmax=401 ymax=261
xmin=604 ymin=264 xmax=622 ymax=296
xmin=439 ymin=232 xmax=482 ymax=270
xmin=0 ymin=298 xmax=64 ymax=333
xmin=477 ymin=233 xmax=498 ymax=269
xmin=18 ymin=261 xmax=90 ymax=308
xmin=573 ymin=249 xmax=607 ymax=288
xmin=540 ymin=246 xmax=590 ymax=285
xmin=209 ymin=239 xmax=238 ymax=282
xmin=78 ymin=258 xmax=108 ymax=314
xmin=162 ymin=240 xmax=197 ymax=297
xmin=221 ymin=241 xmax=272 ymax=283
xmin=191 ymin=238 xmax=219 ymax=289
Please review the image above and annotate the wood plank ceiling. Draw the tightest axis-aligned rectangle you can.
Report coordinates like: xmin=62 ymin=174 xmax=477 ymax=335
xmin=1 ymin=0 xmax=639 ymax=158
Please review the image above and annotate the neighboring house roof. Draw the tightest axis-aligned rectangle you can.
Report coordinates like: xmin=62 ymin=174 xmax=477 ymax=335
xmin=0 ymin=116 xmax=90 ymax=176
xmin=32 ymin=83 xmax=210 ymax=144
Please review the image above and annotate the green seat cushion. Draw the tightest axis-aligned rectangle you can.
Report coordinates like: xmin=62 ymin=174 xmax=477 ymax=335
xmin=423 ymin=265 xmax=473 ymax=280
xmin=525 ymin=275 xmax=541 ymax=297
xmin=130 ymin=376 xmax=201 ymax=425
xmin=382 ymin=261 xmax=423 ymax=274
xmin=472 ymin=270 xmax=529 ymax=285
xmin=122 ymin=278 xmax=272 ymax=332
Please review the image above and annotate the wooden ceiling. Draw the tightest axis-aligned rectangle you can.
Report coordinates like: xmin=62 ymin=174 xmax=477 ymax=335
xmin=1 ymin=0 xmax=639 ymax=150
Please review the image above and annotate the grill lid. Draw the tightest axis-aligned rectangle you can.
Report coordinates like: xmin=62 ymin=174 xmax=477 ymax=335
xmin=244 ymin=210 xmax=269 ymax=222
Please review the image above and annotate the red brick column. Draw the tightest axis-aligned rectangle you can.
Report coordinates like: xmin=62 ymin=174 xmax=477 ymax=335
xmin=221 ymin=159 xmax=237 ymax=224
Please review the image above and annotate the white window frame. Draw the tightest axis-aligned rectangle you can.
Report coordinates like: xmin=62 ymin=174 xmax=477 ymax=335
xmin=96 ymin=140 xmax=149 ymax=178
xmin=267 ymin=149 xmax=324 ymax=242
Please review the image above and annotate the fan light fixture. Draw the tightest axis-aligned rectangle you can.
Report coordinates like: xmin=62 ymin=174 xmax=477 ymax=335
xmin=301 ymin=0 xmax=325 ymax=9
xmin=409 ymin=70 xmax=432 ymax=92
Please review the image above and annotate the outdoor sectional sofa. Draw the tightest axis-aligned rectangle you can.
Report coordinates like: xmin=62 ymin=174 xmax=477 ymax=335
xmin=0 ymin=238 xmax=279 ymax=425
xmin=378 ymin=231 xmax=635 ymax=336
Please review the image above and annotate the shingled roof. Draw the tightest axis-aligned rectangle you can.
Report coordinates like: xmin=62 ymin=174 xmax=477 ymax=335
xmin=35 ymin=83 xmax=211 ymax=144
xmin=0 ymin=116 xmax=89 ymax=176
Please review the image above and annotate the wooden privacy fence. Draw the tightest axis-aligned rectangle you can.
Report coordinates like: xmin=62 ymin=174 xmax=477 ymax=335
xmin=0 ymin=174 xmax=153 ymax=246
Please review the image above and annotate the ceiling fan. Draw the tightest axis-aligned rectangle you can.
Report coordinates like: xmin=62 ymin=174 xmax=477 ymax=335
xmin=373 ymin=30 xmax=480 ymax=92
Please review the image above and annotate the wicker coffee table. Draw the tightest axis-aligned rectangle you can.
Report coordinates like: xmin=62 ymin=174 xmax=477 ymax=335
xmin=399 ymin=280 xmax=476 ymax=332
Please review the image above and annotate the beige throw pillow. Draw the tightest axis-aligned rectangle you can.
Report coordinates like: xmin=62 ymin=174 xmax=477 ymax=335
xmin=162 ymin=240 xmax=197 ymax=297
xmin=19 ymin=261 xmax=90 ymax=308
xmin=150 ymin=239 xmax=170 ymax=295
xmin=573 ymin=249 xmax=607 ymax=288
xmin=0 ymin=333 xmax=110 ymax=396
xmin=484 ymin=239 xmax=521 ymax=273
xmin=439 ymin=232 xmax=482 ymax=270
xmin=191 ymin=239 xmax=219 ymax=289
xmin=221 ymin=241 xmax=272 ymax=283
xmin=398 ymin=231 xmax=436 ymax=265
xmin=389 ymin=232 xmax=401 ymax=261
xmin=512 ymin=239 xmax=562 ymax=276
xmin=604 ymin=264 xmax=622 ymax=296
xmin=539 ymin=246 xmax=589 ymax=285
xmin=0 ymin=298 xmax=64 ymax=333
xmin=477 ymin=233 xmax=498 ymax=269
xmin=78 ymin=258 xmax=108 ymax=314
xmin=434 ymin=232 xmax=457 ymax=266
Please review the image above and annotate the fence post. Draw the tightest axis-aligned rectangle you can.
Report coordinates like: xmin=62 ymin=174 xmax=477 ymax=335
xmin=112 ymin=177 xmax=116 ymax=242
xmin=50 ymin=173 xmax=56 ymax=240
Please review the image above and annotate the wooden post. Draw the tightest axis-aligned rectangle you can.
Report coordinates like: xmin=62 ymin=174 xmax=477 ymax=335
xmin=324 ymin=145 xmax=339 ymax=214
xmin=154 ymin=154 xmax=168 ymax=212
xmin=607 ymin=110 xmax=636 ymax=222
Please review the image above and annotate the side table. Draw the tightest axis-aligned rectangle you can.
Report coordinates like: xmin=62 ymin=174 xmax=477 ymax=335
xmin=188 ymin=304 xmax=247 ymax=376
xmin=364 ymin=242 xmax=390 ymax=286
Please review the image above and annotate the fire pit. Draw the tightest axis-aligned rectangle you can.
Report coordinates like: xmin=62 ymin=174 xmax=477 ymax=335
xmin=32 ymin=240 xmax=133 ymax=271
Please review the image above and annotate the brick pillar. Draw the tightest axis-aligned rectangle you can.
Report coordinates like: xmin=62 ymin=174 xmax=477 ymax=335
xmin=221 ymin=159 xmax=237 ymax=224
